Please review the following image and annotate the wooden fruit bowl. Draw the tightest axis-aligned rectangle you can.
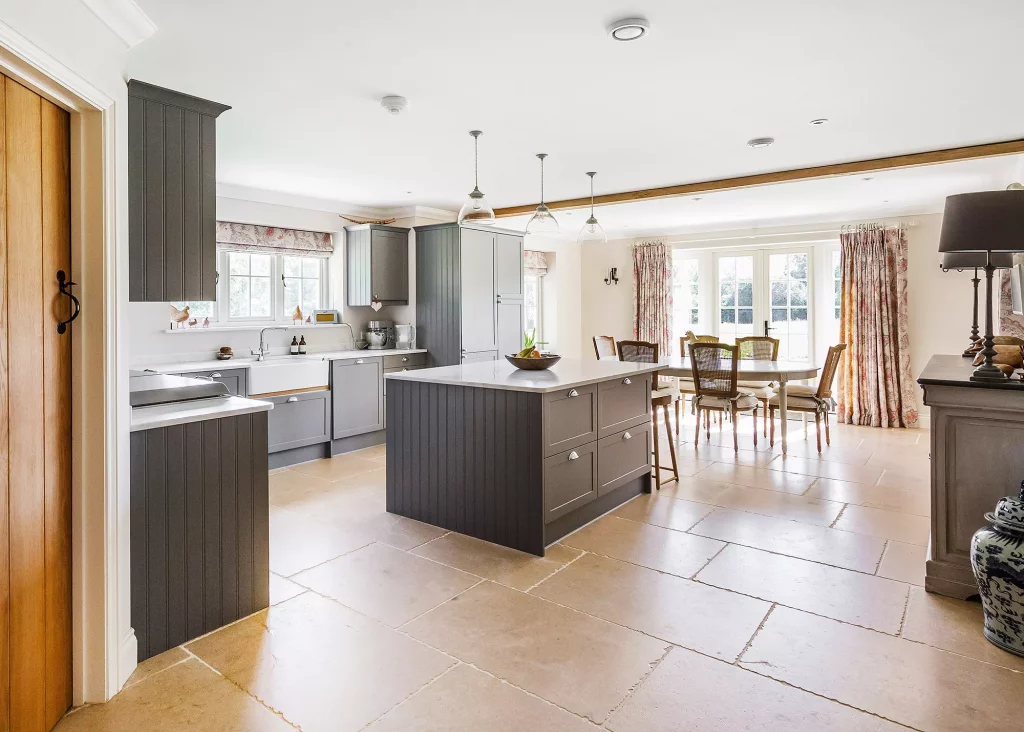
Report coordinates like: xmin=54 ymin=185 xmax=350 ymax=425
xmin=505 ymin=354 xmax=561 ymax=370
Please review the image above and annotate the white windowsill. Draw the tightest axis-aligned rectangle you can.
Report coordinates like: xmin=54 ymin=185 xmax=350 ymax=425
xmin=163 ymin=323 xmax=349 ymax=334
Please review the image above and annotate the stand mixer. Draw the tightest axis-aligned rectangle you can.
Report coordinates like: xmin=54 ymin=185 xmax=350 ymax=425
xmin=365 ymin=320 xmax=394 ymax=350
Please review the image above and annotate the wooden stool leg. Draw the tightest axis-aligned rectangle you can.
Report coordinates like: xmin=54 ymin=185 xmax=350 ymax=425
xmin=753 ymin=407 xmax=758 ymax=447
xmin=762 ymin=399 xmax=769 ymax=437
xmin=732 ymin=406 xmax=739 ymax=451
xmin=652 ymin=410 xmax=661 ymax=487
xmin=694 ymin=406 xmax=701 ymax=444
xmin=815 ymin=412 xmax=822 ymax=453
xmin=705 ymin=409 xmax=711 ymax=440
xmin=674 ymin=398 xmax=681 ymax=446
xmin=769 ymin=407 xmax=775 ymax=447
xmin=825 ymin=412 xmax=831 ymax=446
xmin=663 ymin=404 xmax=679 ymax=482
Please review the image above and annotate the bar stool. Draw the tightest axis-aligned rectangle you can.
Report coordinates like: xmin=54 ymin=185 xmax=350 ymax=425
xmin=618 ymin=340 xmax=678 ymax=486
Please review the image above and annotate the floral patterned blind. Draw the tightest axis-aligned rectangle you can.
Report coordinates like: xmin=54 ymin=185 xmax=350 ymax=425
xmin=524 ymin=249 xmax=548 ymax=276
xmin=216 ymin=221 xmax=334 ymax=258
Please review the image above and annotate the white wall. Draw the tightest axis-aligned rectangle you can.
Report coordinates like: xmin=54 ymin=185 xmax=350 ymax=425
xmin=523 ymin=233 xmax=582 ymax=359
xmin=581 ymin=237 xmax=636 ymax=354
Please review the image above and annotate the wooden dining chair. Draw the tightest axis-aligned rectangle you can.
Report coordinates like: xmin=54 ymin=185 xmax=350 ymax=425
xmin=769 ymin=343 xmax=847 ymax=452
xmin=689 ymin=342 xmax=760 ymax=451
xmin=618 ymin=340 xmax=678 ymax=485
xmin=593 ymin=335 xmax=617 ymax=360
xmin=679 ymin=332 xmax=722 ymax=429
xmin=735 ymin=336 xmax=780 ymax=437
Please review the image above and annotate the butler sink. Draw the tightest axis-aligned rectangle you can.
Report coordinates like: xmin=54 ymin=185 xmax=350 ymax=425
xmin=248 ymin=358 xmax=328 ymax=396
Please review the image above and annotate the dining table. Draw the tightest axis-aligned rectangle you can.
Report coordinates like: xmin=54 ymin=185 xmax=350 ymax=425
xmin=660 ymin=355 xmax=820 ymax=455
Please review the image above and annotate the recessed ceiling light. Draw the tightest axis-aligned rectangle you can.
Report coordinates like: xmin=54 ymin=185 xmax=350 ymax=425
xmin=810 ymin=118 xmax=828 ymax=125
xmin=380 ymin=95 xmax=408 ymax=115
xmin=747 ymin=137 xmax=775 ymax=148
xmin=862 ymin=176 xmax=874 ymax=181
xmin=607 ymin=17 xmax=650 ymax=41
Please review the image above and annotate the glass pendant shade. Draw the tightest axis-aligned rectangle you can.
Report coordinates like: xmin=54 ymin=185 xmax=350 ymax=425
xmin=458 ymin=131 xmax=495 ymax=226
xmin=577 ymin=171 xmax=607 ymax=244
xmin=526 ymin=153 xmax=560 ymax=234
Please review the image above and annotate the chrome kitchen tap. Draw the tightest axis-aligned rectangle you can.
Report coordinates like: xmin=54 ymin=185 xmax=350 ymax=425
xmin=251 ymin=326 xmax=287 ymax=361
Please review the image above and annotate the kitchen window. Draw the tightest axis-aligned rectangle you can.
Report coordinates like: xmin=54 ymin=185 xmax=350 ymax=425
xmin=524 ymin=271 xmax=543 ymax=341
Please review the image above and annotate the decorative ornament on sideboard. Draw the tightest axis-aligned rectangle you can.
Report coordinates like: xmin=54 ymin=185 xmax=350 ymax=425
xmin=971 ymin=481 xmax=1024 ymax=657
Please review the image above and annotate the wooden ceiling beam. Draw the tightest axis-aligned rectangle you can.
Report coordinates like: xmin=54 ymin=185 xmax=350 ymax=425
xmin=492 ymin=138 xmax=1024 ymax=218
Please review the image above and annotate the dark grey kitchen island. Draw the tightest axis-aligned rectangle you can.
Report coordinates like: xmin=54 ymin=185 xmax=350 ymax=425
xmin=384 ymin=358 xmax=661 ymax=555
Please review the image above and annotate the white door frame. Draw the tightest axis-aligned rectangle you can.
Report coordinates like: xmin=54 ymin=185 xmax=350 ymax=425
xmin=0 ymin=22 xmax=128 ymax=703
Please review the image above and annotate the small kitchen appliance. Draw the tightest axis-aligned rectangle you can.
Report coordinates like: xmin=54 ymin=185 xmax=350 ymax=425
xmin=395 ymin=323 xmax=416 ymax=350
xmin=366 ymin=320 xmax=394 ymax=350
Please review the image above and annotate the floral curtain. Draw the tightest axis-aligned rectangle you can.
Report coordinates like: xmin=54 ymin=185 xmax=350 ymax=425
xmin=524 ymin=250 xmax=548 ymax=277
xmin=216 ymin=221 xmax=334 ymax=257
xmin=838 ymin=224 xmax=919 ymax=428
xmin=632 ymin=239 xmax=672 ymax=355
xmin=998 ymin=253 xmax=1024 ymax=339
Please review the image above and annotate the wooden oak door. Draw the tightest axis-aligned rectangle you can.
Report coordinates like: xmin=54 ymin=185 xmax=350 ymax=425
xmin=0 ymin=74 xmax=73 ymax=732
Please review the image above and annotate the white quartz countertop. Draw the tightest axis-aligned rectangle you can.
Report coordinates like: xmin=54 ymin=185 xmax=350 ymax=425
xmin=384 ymin=357 xmax=664 ymax=393
xmin=133 ymin=349 xmax=427 ymax=374
xmin=131 ymin=395 xmax=274 ymax=432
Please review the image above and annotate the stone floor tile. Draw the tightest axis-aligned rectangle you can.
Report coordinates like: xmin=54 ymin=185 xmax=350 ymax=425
xmin=612 ymin=493 xmax=715 ymax=532
xmin=694 ymin=462 xmax=817 ymax=494
xmin=807 ymin=477 xmax=930 ymax=516
xmin=834 ymin=504 xmax=931 ymax=546
xmin=876 ymin=541 xmax=926 ymax=585
xmin=710 ymin=484 xmax=844 ymax=526
xmin=269 ymin=506 xmax=373 ymax=577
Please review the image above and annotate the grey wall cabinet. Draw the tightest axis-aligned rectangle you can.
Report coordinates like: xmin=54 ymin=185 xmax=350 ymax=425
xmin=346 ymin=224 xmax=410 ymax=306
xmin=130 ymin=411 xmax=269 ymax=662
xmin=332 ymin=357 xmax=384 ymax=438
xmin=267 ymin=390 xmax=331 ymax=453
xmin=128 ymin=80 xmax=230 ymax=302
xmin=414 ymin=223 xmax=524 ymax=367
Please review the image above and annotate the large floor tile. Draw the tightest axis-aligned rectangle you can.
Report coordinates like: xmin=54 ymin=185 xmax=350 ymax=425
xmin=606 ymin=646 xmax=905 ymax=732
xmin=655 ymin=473 xmax=734 ymax=504
xmin=902 ymin=587 xmax=1024 ymax=672
xmin=268 ymin=468 xmax=339 ymax=511
xmin=612 ymin=493 xmax=714 ymax=532
xmin=269 ymin=572 xmax=306 ymax=605
xmin=834 ymin=504 xmax=931 ymax=546
xmin=690 ymin=508 xmax=886 ymax=573
xmin=695 ymin=462 xmax=817 ymax=494
xmin=696 ymin=544 xmax=909 ymax=634
xmin=876 ymin=541 xmax=925 ymax=585
xmin=532 ymin=552 xmax=769 ymax=661
xmin=293 ymin=542 xmax=479 ymax=627
xmin=123 ymin=646 xmax=189 ymax=689
xmin=187 ymin=592 xmax=454 ymax=732
xmin=403 ymin=581 xmax=669 ymax=724
xmin=291 ymin=455 xmax=383 ymax=481
xmin=710 ymin=484 xmax=844 ymax=526
xmin=768 ymin=455 xmax=885 ymax=485
xmin=561 ymin=515 xmax=725 ymax=579
xmin=55 ymin=659 xmax=295 ymax=732
xmin=411 ymin=532 xmax=581 ymax=590
xmin=807 ymin=477 xmax=930 ymax=516
xmin=684 ymin=443 xmax=780 ymax=467
xmin=740 ymin=606 xmax=1024 ymax=732
xmin=365 ymin=663 xmax=598 ymax=732
xmin=876 ymin=468 xmax=929 ymax=492
xmin=269 ymin=506 xmax=373 ymax=576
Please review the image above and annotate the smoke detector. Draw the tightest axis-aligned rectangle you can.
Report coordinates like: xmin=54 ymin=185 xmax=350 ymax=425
xmin=607 ymin=17 xmax=650 ymax=41
xmin=380 ymin=95 xmax=408 ymax=115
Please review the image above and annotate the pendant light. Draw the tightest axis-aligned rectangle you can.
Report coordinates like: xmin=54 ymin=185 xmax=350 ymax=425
xmin=526 ymin=153 xmax=559 ymax=234
xmin=577 ymin=171 xmax=607 ymax=244
xmin=457 ymin=130 xmax=496 ymax=226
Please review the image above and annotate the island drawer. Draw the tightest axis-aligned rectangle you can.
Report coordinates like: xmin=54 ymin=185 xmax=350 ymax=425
xmin=597 ymin=422 xmax=652 ymax=496
xmin=542 ymin=383 xmax=598 ymax=457
xmin=267 ymin=389 xmax=331 ymax=453
xmin=543 ymin=442 xmax=597 ymax=523
xmin=383 ymin=352 xmax=427 ymax=368
xmin=597 ymin=374 xmax=652 ymax=438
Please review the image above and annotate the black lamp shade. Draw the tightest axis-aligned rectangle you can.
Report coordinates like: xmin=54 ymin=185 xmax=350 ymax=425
xmin=940 ymin=251 xmax=1014 ymax=269
xmin=938 ymin=191 xmax=1024 ymax=253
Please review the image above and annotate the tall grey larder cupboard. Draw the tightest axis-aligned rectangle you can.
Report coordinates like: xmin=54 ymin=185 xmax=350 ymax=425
xmin=414 ymin=223 xmax=524 ymax=366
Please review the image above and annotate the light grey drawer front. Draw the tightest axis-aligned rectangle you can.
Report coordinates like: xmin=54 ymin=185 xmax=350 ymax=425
xmin=598 ymin=374 xmax=651 ymax=438
xmin=176 ymin=368 xmax=247 ymax=397
xmin=267 ymin=390 xmax=331 ymax=453
xmin=543 ymin=442 xmax=597 ymax=524
xmin=383 ymin=352 xmax=427 ymax=368
xmin=542 ymin=383 xmax=598 ymax=457
xmin=597 ymin=422 xmax=652 ymax=497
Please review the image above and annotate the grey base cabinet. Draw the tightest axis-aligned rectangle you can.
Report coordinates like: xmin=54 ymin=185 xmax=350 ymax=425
xmin=332 ymin=357 xmax=384 ymax=439
xmin=130 ymin=411 xmax=269 ymax=662
xmin=267 ymin=390 xmax=331 ymax=453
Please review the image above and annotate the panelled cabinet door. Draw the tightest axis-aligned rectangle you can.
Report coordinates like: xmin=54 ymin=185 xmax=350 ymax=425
xmin=460 ymin=228 xmax=497 ymax=353
xmin=370 ymin=229 xmax=409 ymax=303
xmin=494 ymin=232 xmax=524 ymax=296
xmin=332 ymin=357 xmax=384 ymax=438
xmin=496 ymin=299 xmax=524 ymax=357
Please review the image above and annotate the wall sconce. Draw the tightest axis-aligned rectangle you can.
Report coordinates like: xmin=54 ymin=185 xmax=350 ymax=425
xmin=604 ymin=267 xmax=619 ymax=285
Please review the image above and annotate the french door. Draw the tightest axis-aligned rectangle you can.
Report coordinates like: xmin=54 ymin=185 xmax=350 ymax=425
xmin=713 ymin=247 xmax=814 ymax=361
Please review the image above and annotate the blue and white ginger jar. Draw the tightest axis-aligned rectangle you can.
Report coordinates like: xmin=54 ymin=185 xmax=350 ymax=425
xmin=971 ymin=481 xmax=1024 ymax=657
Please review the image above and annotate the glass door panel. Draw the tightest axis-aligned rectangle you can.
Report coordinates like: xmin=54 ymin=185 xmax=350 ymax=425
xmin=766 ymin=251 xmax=811 ymax=362
xmin=717 ymin=254 xmax=756 ymax=343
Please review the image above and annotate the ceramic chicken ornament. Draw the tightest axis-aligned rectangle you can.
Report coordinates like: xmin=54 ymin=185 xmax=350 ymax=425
xmin=203 ymin=317 xmax=210 ymax=328
xmin=188 ymin=318 xmax=198 ymax=328
xmin=169 ymin=304 xmax=190 ymax=329
xmin=292 ymin=305 xmax=303 ymax=323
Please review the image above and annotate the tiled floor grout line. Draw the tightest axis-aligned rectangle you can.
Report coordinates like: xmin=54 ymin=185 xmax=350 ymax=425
xmin=282 ymin=537 xmax=378 ymax=580
xmin=734 ymin=602 xmax=777 ymax=665
xmin=827 ymin=502 xmax=848 ymax=529
xmin=521 ymin=549 xmax=589 ymax=593
xmin=601 ymin=643 xmax=675 ymax=725
xmin=873 ymin=539 xmax=890 ymax=575
xmin=687 ymin=542 xmax=729 ymax=580
xmin=896 ymin=582 xmax=912 ymax=637
xmin=353 ymin=661 xmax=462 ymax=732
xmin=395 ymin=578 xmax=488 ymax=630
xmin=122 ymin=653 xmax=192 ymax=689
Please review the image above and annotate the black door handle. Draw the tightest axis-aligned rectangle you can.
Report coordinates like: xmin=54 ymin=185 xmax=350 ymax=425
xmin=56 ymin=270 xmax=80 ymax=335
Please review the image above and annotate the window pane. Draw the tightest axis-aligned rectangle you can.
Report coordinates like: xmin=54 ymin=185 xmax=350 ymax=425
xmin=832 ymin=250 xmax=841 ymax=278
xmin=721 ymin=308 xmax=735 ymax=324
xmin=720 ymin=281 xmax=735 ymax=307
xmin=250 ymin=254 xmax=271 ymax=277
xmin=835 ymin=306 xmax=841 ymax=320
xmin=790 ymin=253 xmax=808 ymax=279
xmin=736 ymin=257 xmax=753 ymax=280
xmin=283 ymin=279 xmax=300 ymax=314
xmin=790 ymin=280 xmax=808 ymax=306
xmin=302 ymin=258 xmax=320 ymax=278
xmin=772 ymin=307 xmax=788 ymax=322
xmin=792 ymin=308 xmax=807 ymax=322
xmin=251 ymin=277 xmax=271 ymax=317
xmin=771 ymin=281 xmax=787 ymax=306
xmin=719 ymin=257 xmax=735 ymax=280
xmin=230 ymin=277 xmax=249 ymax=317
xmin=229 ymin=252 xmax=249 ymax=275
xmin=172 ymin=301 xmax=214 ymax=319
xmin=769 ymin=255 xmax=787 ymax=280
xmin=690 ymin=308 xmax=699 ymax=324
xmin=738 ymin=308 xmax=753 ymax=325
xmin=283 ymin=256 xmax=301 ymax=277
xmin=302 ymin=279 xmax=320 ymax=310
xmin=737 ymin=281 xmax=753 ymax=307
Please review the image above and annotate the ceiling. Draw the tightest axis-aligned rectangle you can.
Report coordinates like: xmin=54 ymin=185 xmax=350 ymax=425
xmin=127 ymin=0 xmax=1024 ymax=214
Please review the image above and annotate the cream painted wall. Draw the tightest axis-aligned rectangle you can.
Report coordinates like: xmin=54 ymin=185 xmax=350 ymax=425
xmin=523 ymin=233 xmax=582 ymax=359
xmin=581 ymin=237 xmax=636 ymax=354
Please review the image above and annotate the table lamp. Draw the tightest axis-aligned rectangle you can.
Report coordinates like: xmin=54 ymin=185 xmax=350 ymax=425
xmin=938 ymin=190 xmax=1024 ymax=382
xmin=939 ymin=251 xmax=1014 ymax=355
